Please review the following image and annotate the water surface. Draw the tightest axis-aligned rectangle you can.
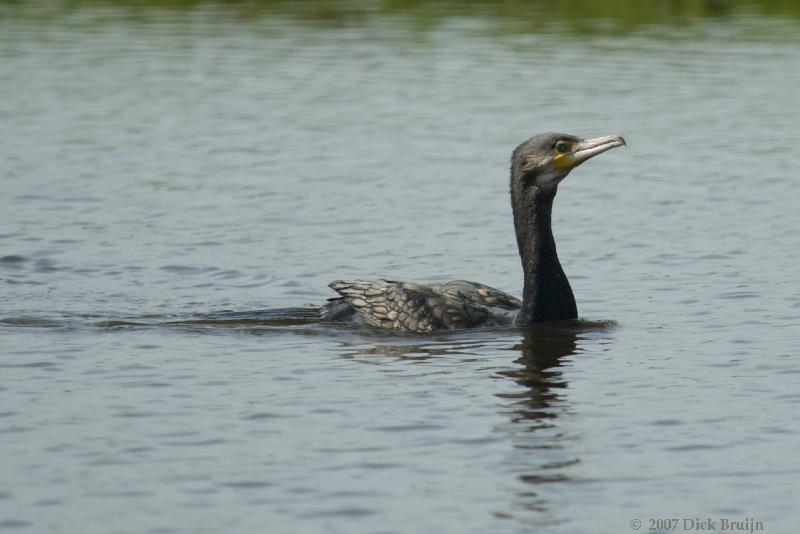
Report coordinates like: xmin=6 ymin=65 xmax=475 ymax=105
xmin=1 ymin=4 xmax=799 ymax=533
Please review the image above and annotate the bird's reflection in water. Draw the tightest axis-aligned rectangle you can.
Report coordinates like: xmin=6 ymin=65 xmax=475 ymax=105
xmin=496 ymin=320 xmax=615 ymax=522
xmin=335 ymin=320 xmax=614 ymax=524
xmin=496 ymin=324 xmax=578 ymax=424
xmin=337 ymin=336 xmax=491 ymax=364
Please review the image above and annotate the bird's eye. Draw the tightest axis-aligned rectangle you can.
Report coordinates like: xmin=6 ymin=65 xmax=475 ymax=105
xmin=555 ymin=141 xmax=570 ymax=154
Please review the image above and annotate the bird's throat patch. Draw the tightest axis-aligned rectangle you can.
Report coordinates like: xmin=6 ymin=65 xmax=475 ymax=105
xmin=552 ymin=153 xmax=575 ymax=170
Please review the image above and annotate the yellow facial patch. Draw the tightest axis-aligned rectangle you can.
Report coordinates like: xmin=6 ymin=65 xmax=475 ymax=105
xmin=552 ymin=140 xmax=575 ymax=170
xmin=552 ymin=152 xmax=576 ymax=170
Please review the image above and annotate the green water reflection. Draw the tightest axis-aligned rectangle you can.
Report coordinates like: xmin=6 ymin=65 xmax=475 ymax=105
xmin=3 ymin=0 xmax=800 ymax=37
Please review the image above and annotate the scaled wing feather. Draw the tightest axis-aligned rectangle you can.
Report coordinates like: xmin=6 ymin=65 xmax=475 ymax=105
xmin=328 ymin=279 xmax=518 ymax=332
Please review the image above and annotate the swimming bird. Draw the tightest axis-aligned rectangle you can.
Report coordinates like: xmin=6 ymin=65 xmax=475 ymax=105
xmin=322 ymin=133 xmax=626 ymax=332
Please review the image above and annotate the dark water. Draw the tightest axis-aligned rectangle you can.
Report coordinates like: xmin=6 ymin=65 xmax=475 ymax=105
xmin=2 ymin=3 xmax=799 ymax=533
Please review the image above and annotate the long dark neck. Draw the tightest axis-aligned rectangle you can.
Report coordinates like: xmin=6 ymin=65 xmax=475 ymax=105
xmin=511 ymin=186 xmax=577 ymax=324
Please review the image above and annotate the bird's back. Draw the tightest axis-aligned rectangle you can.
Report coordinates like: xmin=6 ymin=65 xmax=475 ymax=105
xmin=323 ymin=279 xmax=520 ymax=332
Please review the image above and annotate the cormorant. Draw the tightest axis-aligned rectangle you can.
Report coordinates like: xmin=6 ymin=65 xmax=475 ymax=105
xmin=321 ymin=133 xmax=625 ymax=332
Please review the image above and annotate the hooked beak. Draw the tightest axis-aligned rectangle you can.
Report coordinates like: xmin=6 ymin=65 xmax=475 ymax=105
xmin=554 ymin=135 xmax=626 ymax=170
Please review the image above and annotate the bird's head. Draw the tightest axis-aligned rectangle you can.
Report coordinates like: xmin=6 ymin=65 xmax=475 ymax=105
xmin=511 ymin=132 xmax=626 ymax=193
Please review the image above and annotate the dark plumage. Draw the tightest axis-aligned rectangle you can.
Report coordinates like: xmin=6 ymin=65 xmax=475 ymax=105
xmin=322 ymin=132 xmax=626 ymax=332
